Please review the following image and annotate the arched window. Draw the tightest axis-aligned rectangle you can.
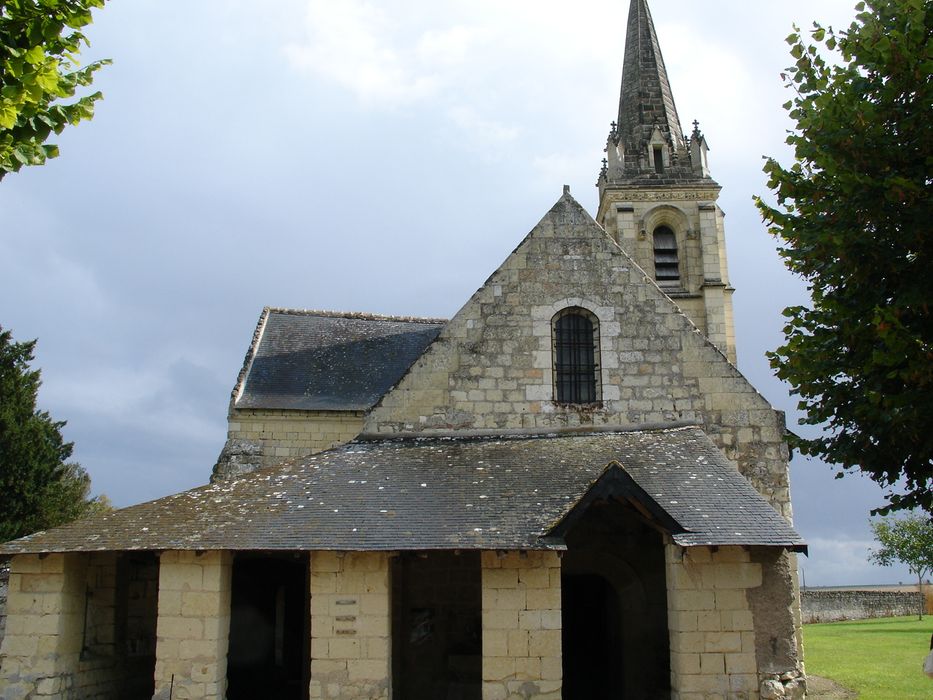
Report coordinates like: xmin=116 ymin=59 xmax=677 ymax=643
xmin=653 ymin=225 xmax=679 ymax=283
xmin=553 ymin=308 xmax=599 ymax=404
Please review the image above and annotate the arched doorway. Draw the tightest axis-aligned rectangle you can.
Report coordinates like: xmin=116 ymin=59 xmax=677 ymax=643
xmin=561 ymin=499 xmax=671 ymax=699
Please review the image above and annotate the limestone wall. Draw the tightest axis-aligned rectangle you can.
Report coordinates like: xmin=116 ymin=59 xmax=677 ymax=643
xmin=365 ymin=195 xmax=791 ymax=517
xmin=309 ymin=551 xmax=390 ymax=700
xmin=666 ymin=545 xmax=804 ymax=700
xmin=0 ymin=552 xmax=159 ymax=700
xmin=481 ymin=550 xmax=562 ymax=700
xmin=801 ymin=589 xmax=923 ymax=623
xmin=0 ymin=553 xmax=86 ymax=698
xmin=153 ymin=550 xmax=232 ymax=700
xmin=213 ymin=408 xmax=364 ymax=480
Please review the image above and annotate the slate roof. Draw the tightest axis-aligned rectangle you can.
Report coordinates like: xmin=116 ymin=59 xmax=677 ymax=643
xmin=0 ymin=427 xmax=805 ymax=555
xmin=234 ymin=309 xmax=445 ymax=411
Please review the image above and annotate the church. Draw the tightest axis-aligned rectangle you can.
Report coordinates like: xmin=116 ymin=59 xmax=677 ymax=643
xmin=0 ymin=1 xmax=808 ymax=698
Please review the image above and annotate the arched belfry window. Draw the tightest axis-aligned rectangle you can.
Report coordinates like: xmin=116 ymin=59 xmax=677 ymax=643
xmin=653 ymin=225 xmax=679 ymax=283
xmin=552 ymin=308 xmax=600 ymax=404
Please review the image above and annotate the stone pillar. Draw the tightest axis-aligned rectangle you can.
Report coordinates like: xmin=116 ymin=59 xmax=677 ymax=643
xmin=153 ymin=550 xmax=232 ymax=700
xmin=0 ymin=553 xmax=87 ymax=699
xmin=666 ymin=544 xmax=767 ymax=699
xmin=309 ymin=551 xmax=390 ymax=700
xmin=481 ymin=550 xmax=562 ymax=700
xmin=698 ymin=203 xmax=736 ymax=364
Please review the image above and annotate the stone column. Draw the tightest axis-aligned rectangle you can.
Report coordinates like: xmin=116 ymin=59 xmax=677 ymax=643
xmin=481 ymin=550 xmax=562 ymax=700
xmin=666 ymin=544 xmax=766 ymax=699
xmin=309 ymin=551 xmax=390 ymax=700
xmin=152 ymin=550 xmax=232 ymax=700
xmin=0 ymin=553 xmax=87 ymax=699
xmin=698 ymin=203 xmax=736 ymax=364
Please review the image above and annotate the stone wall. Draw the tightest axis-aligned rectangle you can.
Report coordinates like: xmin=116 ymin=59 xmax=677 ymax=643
xmin=481 ymin=550 xmax=562 ymax=700
xmin=801 ymin=589 xmax=923 ymax=623
xmin=309 ymin=551 xmax=391 ymax=700
xmin=0 ymin=552 xmax=160 ymax=700
xmin=666 ymin=545 xmax=805 ymax=700
xmin=365 ymin=194 xmax=792 ymax=518
xmin=153 ymin=550 xmax=232 ymax=700
xmin=213 ymin=408 xmax=364 ymax=480
xmin=0 ymin=553 xmax=86 ymax=698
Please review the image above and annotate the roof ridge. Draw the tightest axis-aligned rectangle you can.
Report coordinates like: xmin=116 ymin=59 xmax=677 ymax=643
xmin=265 ymin=307 xmax=448 ymax=325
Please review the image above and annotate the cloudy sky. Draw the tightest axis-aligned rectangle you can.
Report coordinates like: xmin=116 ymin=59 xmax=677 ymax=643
xmin=0 ymin=0 xmax=914 ymax=585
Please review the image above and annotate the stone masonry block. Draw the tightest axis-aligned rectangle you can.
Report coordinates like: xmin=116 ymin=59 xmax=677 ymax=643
xmin=525 ymin=587 xmax=560 ymax=610
xmin=484 ymin=569 xmax=519 ymax=589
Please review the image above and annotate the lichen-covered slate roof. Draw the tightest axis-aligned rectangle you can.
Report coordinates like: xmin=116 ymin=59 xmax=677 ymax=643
xmin=0 ymin=427 xmax=804 ymax=555
xmin=235 ymin=309 xmax=445 ymax=411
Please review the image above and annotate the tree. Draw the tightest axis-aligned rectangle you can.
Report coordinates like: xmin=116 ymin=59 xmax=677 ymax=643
xmin=869 ymin=514 xmax=933 ymax=620
xmin=756 ymin=0 xmax=933 ymax=515
xmin=0 ymin=326 xmax=108 ymax=542
xmin=0 ymin=0 xmax=110 ymax=179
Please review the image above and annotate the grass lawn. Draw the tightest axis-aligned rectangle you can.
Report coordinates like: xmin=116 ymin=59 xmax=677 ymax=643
xmin=803 ymin=616 xmax=933 ymax=698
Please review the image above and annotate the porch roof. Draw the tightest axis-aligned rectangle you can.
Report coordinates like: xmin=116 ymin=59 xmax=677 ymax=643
xmin=0 ymin=426 xmax=805 ymax=555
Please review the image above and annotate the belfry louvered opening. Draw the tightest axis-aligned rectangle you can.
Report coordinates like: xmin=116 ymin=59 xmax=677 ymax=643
xmin=553 ymin=308 xmax=600 ymax=404
xmin=652 ymin=225 xmax=680 ymax=283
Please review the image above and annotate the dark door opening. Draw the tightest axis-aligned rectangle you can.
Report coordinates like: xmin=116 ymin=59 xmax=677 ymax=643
xmin=391 ymin=551 xmax=482 ymax=700
xmin=120 ymin=552 xmax=159 ymax=699
xmin=561 ymin=573 xmax=623 ymax=699
xmin=561 ymin=500 xmax=671 ymax=699
xmin=227 ymin=553 xmax=309 ymax=700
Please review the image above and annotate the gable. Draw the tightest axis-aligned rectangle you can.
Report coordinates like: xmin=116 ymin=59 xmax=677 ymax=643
xmin=366 ymin=190 xmax=767 ymax=432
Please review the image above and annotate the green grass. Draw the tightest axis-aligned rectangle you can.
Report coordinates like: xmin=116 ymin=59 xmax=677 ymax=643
xmin=803 ymin=616 xmax=933 ymax=699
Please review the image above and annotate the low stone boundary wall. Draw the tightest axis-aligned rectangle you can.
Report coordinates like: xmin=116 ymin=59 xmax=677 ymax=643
xmin=802 ymin=589 xmax=923 ymax=623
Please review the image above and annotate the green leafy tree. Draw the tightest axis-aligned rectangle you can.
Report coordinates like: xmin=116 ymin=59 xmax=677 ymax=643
xmin=0 ymin=0 xmax=110 ymax=178
xmin=0 ymin=327 xmax=108 ymax=542
xmin=756 ymin=0 xmax=933 ymax=515
xmin=869 ymin=514 xmax=933 ymax=619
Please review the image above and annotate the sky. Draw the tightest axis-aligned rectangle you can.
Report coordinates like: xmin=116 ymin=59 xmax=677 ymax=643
xmin=0 ymin=0 xmax=916 ymax=586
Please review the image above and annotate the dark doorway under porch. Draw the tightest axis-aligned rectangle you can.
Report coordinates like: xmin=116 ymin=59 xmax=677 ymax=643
xmin=561 ymin=499 xmax=671 ymax=699
xmin=227 ymin=553 xmax=309 ymax=700
xmin=391 ymin=551 xmax=482 ymax=700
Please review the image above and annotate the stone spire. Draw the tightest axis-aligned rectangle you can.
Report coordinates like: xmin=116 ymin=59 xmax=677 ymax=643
xmin=600 ymin=0 xmax=713 ymax=187
xmin=617 ymin=0 xmax=684 ymax=153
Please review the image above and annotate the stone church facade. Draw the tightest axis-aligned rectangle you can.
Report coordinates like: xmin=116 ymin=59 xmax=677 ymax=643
xmin=0 ymin=1 xmax=807 ymax=698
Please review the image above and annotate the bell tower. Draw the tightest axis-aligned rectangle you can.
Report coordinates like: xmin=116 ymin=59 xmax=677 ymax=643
xmin=597 ymin=0 xmax=736 ymax=363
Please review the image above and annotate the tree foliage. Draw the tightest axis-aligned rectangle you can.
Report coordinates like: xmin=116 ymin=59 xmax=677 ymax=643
xmin=0 ymin=327 xmax=108 ymax=542
xmin=0 ymin=0 xmax=110 ymax=178
xmin=869 ymin=514 xmax=933 ymax=619
xmin=756 ymin=0 xmax=933 ymax=515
